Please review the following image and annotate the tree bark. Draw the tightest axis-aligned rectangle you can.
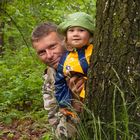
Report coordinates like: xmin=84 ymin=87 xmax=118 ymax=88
xmin=0 ymin=21 xmax=4 ymax=54
xmin=86 ymin=0 xmax=140 ymax=139
xmin=0 ymin=0 xmax=9 ymax=54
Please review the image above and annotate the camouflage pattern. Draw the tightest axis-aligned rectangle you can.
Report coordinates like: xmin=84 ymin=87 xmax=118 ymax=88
xmin=42 ymin=67 xmax=78 ymax=140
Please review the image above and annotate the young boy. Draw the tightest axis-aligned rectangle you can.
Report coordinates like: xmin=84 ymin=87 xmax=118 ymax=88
xmin=55 ymin=12 xmax=94 ymax=116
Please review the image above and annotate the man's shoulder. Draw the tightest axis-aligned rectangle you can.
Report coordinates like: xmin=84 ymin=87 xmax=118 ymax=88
xmin=43 ymin=67 xmax=56 ymax=83
xmin=44 ymin=67 xmax=55 ymax=74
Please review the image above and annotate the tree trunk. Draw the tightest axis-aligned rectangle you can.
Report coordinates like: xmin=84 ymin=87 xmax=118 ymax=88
xmin=0 ymin=21 xmax=4 ymax=54
xmin=86 ymin=0 xmax=140 ymax=139
xmin=0 ymin=0 xmax=10 ymax=54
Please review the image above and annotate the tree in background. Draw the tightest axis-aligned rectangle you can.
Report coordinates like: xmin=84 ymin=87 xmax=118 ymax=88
xmin=0 ymin=0 xmax=7 ymax=54
xmin=87 ymin=0 xmax=140 ymax=139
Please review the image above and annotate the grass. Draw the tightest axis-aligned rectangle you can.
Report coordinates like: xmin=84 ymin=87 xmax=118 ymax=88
xmin=75 ymin=83 xmax=140 ymax=140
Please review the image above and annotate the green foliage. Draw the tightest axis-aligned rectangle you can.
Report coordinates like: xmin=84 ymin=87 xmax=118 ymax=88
xmin=0 ymin=47 xmax=44 ymax=113
xmin=0 ymin=0 xmax=96 ymax=110
xmin=1 ymin=0 xmax=96 ymax=49
xmin=78 ymin=88 xmax=140 ymax=140
xmin=0 ymin=46 xmax=49 ymax=138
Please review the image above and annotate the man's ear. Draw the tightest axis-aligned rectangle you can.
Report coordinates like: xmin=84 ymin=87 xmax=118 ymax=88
xmin=61 ymin=37 xmax=67 ymax=51
xmin=62 ymin=37 xmax=66 ymax=46
xmin=62 ymin=37 xmax=74 ymax=51
xmin=89 ymin=36 xmax=93 ymax=44
xmin=64 ymin=36 xmax=68 ymax=44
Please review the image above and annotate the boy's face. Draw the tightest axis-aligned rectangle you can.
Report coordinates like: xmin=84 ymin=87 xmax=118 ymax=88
xmin=33 ymin=32 xmax=64 ymax=69
xmin=66 ymin=26 xmax=91 ymax=48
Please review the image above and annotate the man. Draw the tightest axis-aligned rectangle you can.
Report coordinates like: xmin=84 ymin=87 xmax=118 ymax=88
xmin=31 ymin=22 xmax=85 ymax=139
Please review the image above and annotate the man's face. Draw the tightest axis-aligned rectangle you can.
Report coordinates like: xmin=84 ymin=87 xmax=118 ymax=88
xmin=33 ymin=32 xmax=64 ymax=69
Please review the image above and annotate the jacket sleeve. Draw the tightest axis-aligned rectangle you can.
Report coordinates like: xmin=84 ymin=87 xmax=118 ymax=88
xmin=42 ymin=67 xmax=60 ymax=126
xmin=55 ymin=71 xmax=72 ymax=108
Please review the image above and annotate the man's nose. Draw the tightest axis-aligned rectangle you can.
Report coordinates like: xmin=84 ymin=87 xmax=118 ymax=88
xmin=45 ymin=49 xmax=53 ymax=59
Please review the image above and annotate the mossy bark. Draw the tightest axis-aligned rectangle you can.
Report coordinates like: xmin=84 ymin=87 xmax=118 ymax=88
xmin=86 ymin=0 xmax=140 ymax=139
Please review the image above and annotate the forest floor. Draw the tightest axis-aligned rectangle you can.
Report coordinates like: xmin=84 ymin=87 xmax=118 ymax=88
xmin=0 ymin=118 xmax=51 ymax=140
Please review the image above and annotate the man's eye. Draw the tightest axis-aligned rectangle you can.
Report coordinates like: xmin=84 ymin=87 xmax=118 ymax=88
xmin=49 ymin=44 xmax=56 ymax=49
xmin=38 ymin=50 xmax=46 ymax=56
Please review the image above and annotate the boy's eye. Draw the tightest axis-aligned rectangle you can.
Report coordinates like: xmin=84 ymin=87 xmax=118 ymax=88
xmin=68 ymin=29 xmax=74 ymax=32
xmin=79 ymin=28 xmax=86 ymax=32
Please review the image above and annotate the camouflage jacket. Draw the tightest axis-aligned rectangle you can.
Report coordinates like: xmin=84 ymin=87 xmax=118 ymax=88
xmin=42 ymin=67 xmax=78 ymax=139
xmin=42 ymin=67 xmax=59 ymax=127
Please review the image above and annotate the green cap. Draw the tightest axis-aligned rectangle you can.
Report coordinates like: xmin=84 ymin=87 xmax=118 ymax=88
xmin=58 ymin=12 xmax=94 ymax=34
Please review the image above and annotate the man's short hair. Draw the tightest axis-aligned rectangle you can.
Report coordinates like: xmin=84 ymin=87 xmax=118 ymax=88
xmin=31 ymin=22 xmax=63 ymax=43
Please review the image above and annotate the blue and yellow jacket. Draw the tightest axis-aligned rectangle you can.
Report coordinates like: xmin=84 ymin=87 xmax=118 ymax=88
xmin=55 ymin=44 xmax=93 ymax=107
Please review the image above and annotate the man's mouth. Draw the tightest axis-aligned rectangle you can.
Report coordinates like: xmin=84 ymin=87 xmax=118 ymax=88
xmin=50 ymin=60 xmax=57 ymax=66
xmin=50 ymin=57 xmax=61 ymax=67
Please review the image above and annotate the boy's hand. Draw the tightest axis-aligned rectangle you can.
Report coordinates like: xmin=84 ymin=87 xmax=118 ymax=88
xmin=67 ymin=76 xmax=86 ymax=95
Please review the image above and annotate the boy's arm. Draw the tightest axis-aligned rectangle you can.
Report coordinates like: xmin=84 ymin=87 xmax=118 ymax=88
xmin=67 ymin=75 xmax=86 ymax=98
